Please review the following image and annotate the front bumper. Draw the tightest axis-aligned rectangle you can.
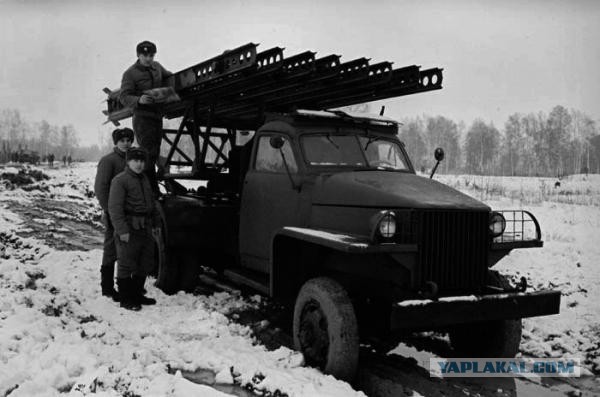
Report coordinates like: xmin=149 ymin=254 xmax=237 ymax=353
xmin=390 ymin=289 xmax=561 ymax=330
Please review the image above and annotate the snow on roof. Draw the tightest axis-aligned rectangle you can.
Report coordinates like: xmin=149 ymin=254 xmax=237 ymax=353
xmin=294 ymin=109 xmax=400 ymax=126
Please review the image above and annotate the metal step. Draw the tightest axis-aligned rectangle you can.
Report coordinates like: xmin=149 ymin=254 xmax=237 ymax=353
xmin=223 ymin=268 xmax=269 ymax=295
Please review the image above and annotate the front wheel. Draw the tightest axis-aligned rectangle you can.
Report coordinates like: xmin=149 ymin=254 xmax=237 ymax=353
xmin=449 ymin=271 xmax=522 ymax=357
xmin=449 ymin=319 xmax=522 ymax=357
xmin=293 ymin=277 xmax=359 ymax=382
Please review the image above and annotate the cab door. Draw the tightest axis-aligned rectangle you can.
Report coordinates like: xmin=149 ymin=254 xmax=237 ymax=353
xmin=239 ymin=133 xmax=302 ymax=273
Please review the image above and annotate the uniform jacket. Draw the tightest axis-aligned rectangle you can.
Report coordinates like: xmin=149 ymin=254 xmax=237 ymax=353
xmin=108 ymin=167 xmax=161 ymax=236
xmin=94 ymin=147 xmax=127 ymax=211
xmin=119 ymin=60 xmax=173 ymax=119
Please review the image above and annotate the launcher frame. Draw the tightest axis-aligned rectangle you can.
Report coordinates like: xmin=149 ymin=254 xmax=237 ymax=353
xmin=103 ymin=43 xmax=443 ymax=180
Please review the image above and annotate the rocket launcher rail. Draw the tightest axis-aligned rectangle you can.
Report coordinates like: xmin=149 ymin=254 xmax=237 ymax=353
xmin=103 ymin=43 xmax=443 ymax=128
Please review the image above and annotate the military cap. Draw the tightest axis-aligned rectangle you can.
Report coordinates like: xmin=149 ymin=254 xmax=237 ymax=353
xmin=112 ymin=127 xmax=134 ymax=144
xmin=136 ymin=41 xmax=157 ymax=55
xmin=126 ymin=147 xmax=148 ymax=162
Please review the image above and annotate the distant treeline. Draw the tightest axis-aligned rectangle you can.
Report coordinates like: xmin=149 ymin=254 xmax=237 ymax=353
xmin=1 ymin=105 xmax=599 ymax=176
xmin=0 ymin=109 xmax=112 ymax=163
xmin=400 ymin=105 xmax=600 ymax=177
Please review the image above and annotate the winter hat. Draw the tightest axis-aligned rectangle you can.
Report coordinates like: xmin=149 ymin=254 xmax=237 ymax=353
xmin=112 ymin=128 xmax=134 ymax=144
xmin=126 ymin=147 xmax=147 ymax=162
xmin=136 ymin=41 xmax=157 ymax=55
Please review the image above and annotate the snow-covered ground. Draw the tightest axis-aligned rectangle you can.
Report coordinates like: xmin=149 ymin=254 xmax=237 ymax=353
xmin=1 ymin=163 xmax=599 ymax=396
xmin=436 ymin=173 xmax=600 ymax=374
xmin=0 ymin=163 xmax=365 ymax=397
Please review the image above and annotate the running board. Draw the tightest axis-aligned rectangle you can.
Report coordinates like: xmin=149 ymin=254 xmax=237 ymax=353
xmin=223 ymin=268 xmax=270 ymax=295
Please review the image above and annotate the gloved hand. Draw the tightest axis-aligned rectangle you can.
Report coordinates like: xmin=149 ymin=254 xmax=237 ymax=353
xmin=138 ymin=94 xmax=154 ymax=105
xmin=131 ymin=216 xmax=145 ymax=230
xmin=119 ymin=233 xmax=130 ymax=243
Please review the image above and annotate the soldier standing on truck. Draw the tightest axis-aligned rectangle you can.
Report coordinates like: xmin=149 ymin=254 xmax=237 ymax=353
xmin=119 ymin=41 xmax=173 ymax=197
xmin=94 ymin=127 xmax=133 ymax=300
xmin=108 ymin=147 xmax=161 ymax=311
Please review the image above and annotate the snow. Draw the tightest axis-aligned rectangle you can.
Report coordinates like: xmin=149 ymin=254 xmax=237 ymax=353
xmin=2 ymin=162 xmax=599 ymax=395
xmin=283 ymin=226 xmax=370 ymax=248
xmin=0 ymin=163 xmax=366 ymax=397
xmin=396 ymin=295 xmax=479 ymax=307
xmin=433 ymin=173 xmax=600 ymax=374
xmin=294 ymin=109 xmax=399 ymax=125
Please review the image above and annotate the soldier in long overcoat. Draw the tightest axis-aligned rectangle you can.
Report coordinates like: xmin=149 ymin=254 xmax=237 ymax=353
xmin=94 ymin=128 xmax=133 ymax=299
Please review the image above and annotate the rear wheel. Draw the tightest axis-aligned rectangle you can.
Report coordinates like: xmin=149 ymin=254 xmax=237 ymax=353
xmin=449 ymin=271 xmax=522 ymax=357
xmin=293 ymin=277 xmax=359 ymax=382
xmin=152 ymin=207 xmax=180 ymax=295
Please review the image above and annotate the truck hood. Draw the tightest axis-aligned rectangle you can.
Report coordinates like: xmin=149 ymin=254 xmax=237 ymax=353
xmin=311 ymin=171 xmax=490 ymax=210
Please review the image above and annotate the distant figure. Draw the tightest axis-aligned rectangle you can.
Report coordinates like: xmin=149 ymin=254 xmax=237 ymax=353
xmin=67 ymin=154 xmax=72 ymax=166
xmin=63 ymin=155 xmax=67 ymax=166
xmin=119 ymin=40 xmax=173 ymax=197
xmin=48 ymin=153 xmax=55 ymax=167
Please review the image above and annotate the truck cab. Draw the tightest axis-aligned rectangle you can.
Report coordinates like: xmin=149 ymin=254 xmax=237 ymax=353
xmin=155 ymin=109 xmax=560 ymax=381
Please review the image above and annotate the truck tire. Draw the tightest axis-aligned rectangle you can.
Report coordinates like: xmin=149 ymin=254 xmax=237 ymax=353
xmin=152 ymin=206 xmax=180 ymax=295
xmin=293 ymin=277 xmax=359 ymax=382
xmin=449 ymin=271 xmax=522 ymax=357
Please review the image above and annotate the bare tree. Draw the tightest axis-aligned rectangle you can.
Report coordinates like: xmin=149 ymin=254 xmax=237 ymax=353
xmin=399 ymin=117 xmax=427 ymax=171
xmin=465 ymin=120 xmax=499 ymax=175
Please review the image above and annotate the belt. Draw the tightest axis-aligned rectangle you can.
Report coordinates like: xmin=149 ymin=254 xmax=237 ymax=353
xmin=125 ymin=210 xmax=153 ymax=217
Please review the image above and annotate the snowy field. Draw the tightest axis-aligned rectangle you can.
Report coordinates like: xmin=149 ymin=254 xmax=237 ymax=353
xmin=0 ymin=163 xmax=599 ymax=396
xmin=436 ymin=173 xmax=600 ymax=372
xmin=0 ymin=164 xmax=363 ymax=397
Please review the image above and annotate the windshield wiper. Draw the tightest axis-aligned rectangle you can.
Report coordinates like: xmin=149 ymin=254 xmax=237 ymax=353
xmin=363 ymin=136 xmax=382 ymax=150
xmin=325 ymin=134 xmax=340 ymax=149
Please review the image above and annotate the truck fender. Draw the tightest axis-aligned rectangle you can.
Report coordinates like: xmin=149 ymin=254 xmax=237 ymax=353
xmin=270 ymin=227 xmax=375 ymax=299
xmin=272 ymin=226 xmax=373 ymax=254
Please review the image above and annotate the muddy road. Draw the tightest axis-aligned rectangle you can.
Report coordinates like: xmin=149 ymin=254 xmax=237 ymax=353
xmin=3 ymin=195 xmax=598 ymax=397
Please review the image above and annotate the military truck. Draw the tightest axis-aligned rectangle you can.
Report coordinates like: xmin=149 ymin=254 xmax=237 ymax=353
xmin=104 ymin=43 xmax=560 ymax=381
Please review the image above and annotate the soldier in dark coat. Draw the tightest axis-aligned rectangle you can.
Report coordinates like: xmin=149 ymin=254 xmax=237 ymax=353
xmin=119 ymin=41 xmax=172 ymax=197
xmin=94 ymin=128 xmax=133 ymax=299
xmin=108 ymin=147 xmax=161 ymax=311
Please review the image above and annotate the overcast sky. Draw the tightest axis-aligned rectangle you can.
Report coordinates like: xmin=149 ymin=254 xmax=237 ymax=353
xmin=0 ymin=0 xmax=598 ymax=146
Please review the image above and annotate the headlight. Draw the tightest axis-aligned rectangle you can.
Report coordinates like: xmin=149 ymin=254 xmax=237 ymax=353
xmin=489 ymin=212 xmax=506 ymax=237
xmin=378 ymin=212 xmax=397 ymax=238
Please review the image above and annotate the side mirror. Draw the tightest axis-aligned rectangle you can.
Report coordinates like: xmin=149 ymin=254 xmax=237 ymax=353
xmin=269 ymin=136 xmax=285 ymax=149
xmin=430 ymin=147 xmax=445 ymax=179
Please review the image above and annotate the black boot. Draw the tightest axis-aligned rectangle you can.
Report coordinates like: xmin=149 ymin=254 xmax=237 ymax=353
xmin=101 ymin=267 xmax=119 ymax=302
xmin=117 ymin=278 xmax=141 ymax=311
xmin=133 ymin=275 xmax=156 ymax=305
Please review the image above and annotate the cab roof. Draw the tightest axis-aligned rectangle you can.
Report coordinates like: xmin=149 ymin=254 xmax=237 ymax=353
xmin=263 ymin=109 xmax=400 ymax=135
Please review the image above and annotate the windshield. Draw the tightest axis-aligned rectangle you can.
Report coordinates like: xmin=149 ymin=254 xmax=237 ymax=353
xmin=301 ymin=134 xmax=410 ymax=171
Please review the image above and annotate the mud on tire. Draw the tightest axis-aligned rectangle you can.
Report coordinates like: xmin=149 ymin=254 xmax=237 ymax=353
xmin=293 ymin=277 xmax=359 ymax=382
xmin=449 ymin=271 xmax=522 ymax=357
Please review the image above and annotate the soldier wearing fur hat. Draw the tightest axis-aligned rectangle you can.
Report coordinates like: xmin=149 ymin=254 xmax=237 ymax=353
xmin=94 ymin=127 xmax=134 ymax=300
xmin=119 ymin=40 xmax=172 ymax=198
xmin=108 ymin=147 xmax=161 ymax=311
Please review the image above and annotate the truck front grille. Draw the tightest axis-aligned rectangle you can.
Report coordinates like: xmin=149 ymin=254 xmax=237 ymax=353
xmin=417 ymin=210 xmax=488 ymax=292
